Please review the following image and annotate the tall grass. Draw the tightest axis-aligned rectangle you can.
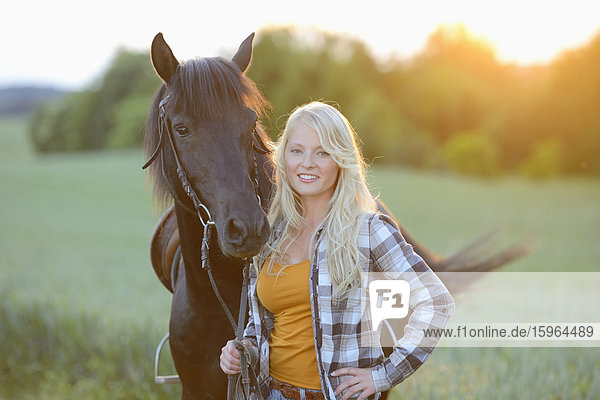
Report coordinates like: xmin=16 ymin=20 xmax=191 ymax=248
xmin=390 ymin=346 xmax=600 ymax=399
xmin=1 ymin=116 xmax=599 ymax=398
xmin=0 ymin=295 xmax=179 ymax=400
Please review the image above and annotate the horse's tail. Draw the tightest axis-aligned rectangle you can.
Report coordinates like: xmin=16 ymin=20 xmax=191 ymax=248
xmin=150 ymin=205 xmax=180 ymax=293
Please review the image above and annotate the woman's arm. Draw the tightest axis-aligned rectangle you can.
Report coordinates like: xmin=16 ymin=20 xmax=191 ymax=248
xmin=368 ymin=213 xmax=455 ymax=393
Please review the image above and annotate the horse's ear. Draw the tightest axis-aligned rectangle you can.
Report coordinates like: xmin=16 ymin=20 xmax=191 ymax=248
xmin=151 ymin=33 xmax=179 ymax=83
xmin=231 ymin=32 xmax=255 ymax=73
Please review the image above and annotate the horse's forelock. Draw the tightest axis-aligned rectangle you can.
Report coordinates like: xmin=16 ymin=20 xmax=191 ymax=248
xmin=168 ymin=57 xmax=268 ymax=119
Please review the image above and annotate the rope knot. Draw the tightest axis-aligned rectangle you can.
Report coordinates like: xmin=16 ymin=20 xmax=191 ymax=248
xmin=232 ymin=339 xmax=259 ymax=367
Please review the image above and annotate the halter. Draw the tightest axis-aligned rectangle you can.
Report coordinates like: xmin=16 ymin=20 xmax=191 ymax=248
xmin=144 ymin=95 xmax=269 ymax=399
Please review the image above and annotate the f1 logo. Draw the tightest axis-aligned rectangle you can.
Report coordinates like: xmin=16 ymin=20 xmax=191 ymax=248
xmin=369 ymin=280 xmax=411 ymax=331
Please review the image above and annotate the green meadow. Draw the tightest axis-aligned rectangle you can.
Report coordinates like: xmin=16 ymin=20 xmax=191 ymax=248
xmin=1 ymin=116 xmax=599 ymax=399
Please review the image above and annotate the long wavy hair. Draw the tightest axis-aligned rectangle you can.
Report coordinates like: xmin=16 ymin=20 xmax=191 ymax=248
xmin=259 ymin=101 xmax=377 ymax=300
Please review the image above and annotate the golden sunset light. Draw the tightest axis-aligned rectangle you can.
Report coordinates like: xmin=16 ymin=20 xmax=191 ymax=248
xmin=2 ymin=1 xmax=600 ymax=399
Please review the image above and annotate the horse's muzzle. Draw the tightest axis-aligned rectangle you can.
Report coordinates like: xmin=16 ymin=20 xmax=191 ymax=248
xmin=221 ymin=214 xmax=269 ymax=258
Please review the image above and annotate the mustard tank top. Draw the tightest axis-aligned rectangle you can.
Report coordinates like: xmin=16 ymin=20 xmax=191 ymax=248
xmin=256 ymin=259 xmax=322 ymax=390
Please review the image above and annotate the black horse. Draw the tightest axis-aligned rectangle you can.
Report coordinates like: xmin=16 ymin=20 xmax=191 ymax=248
xmin=144 ymin=32 xmax=273 ymax=400
xmin=144 ymin=33 xmax=528 ymax=400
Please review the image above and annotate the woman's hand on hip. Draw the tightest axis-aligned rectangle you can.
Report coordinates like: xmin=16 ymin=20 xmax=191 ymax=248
xmin=332 ymin=367 xmax=376 ymax=400
xmin=219 ymin=339 xmax=253 ymax=375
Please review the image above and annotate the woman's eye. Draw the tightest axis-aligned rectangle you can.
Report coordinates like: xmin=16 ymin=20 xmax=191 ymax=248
xmin=175 ymin=126 xmax=189 ymax=136
xmin=290 ymin=148 xmax=301 ymax=154
xmin=317 ymin=151 xmax=330 ymax=157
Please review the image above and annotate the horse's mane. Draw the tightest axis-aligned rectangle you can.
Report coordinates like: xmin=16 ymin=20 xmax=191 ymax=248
xmin=144 ymin=56 xmax=271 ymax=210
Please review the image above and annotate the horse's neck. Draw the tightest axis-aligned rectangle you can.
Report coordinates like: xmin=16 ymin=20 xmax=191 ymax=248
xmin=173 ymin=204 xmax=204 ymax=278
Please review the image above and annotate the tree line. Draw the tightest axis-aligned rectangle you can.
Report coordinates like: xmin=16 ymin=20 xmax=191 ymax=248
xmin=30 ymin=26 xmax=600 ymax=177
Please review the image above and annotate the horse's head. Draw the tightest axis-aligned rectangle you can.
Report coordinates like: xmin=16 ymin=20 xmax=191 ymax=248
xmin=144 ymin=33 xmax=270 ymax=259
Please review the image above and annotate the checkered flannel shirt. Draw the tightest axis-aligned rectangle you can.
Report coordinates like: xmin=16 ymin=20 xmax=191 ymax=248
xmin=244 ymin=212 xmax=455 ymax=399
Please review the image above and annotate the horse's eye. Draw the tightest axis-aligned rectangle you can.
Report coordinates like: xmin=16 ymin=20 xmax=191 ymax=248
xmin=175 ymin=125 xmax=189 ymax=136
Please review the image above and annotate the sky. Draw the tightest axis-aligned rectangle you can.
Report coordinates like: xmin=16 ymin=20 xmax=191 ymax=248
xmin=3 ymin=0 xmax=600 ymax=90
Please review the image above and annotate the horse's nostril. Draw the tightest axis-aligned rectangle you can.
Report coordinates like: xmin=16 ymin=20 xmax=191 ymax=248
xmin=225 ymin=218 xmax=246 ymax=244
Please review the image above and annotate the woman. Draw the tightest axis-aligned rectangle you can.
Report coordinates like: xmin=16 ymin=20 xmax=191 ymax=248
xmin=220 ymin=101 xmax=454 ymax=400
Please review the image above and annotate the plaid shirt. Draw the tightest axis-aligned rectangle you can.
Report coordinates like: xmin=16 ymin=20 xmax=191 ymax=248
xmin=244 ymin=212 xmax=454 ymax=399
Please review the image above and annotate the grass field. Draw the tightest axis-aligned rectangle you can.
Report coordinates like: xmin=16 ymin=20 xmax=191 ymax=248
xmin=1 ymin=116 xmax=599 ymax=399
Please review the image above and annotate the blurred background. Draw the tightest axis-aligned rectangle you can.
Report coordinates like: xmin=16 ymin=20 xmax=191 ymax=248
xmin=1 ymin=1 xmax=599 ymax=399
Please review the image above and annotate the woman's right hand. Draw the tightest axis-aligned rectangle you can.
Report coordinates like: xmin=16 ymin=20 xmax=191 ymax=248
xmin=220 ymin=339 xmax=253 ymax=375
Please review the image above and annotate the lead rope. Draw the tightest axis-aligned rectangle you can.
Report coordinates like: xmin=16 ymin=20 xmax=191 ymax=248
xmin=202 ymin=229 xmax=263 ymax=400
xmin=226 ymin=263 xmax=263 ymax=400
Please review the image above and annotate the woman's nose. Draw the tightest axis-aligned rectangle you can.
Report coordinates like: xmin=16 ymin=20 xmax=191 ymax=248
xmin=301 ymin=152 xmax=315 ymax=168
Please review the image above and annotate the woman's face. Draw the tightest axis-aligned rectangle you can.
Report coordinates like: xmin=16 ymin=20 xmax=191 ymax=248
xmin=284 ymin=122 xmax=340 ymax=205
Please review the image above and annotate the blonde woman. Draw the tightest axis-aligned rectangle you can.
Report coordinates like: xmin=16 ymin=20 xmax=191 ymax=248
xmin=220 ymin=101 xmax=454 ymax=400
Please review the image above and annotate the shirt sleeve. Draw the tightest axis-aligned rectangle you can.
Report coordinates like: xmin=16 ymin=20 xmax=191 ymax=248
xmin=243 ymin=315 xmax=258 ymax=347
xmin=368 ymin=213 xmax=455 ymax=393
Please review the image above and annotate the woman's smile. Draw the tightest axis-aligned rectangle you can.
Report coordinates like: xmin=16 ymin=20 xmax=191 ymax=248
xmin=298 ymin=173 xmax=319 ymax=182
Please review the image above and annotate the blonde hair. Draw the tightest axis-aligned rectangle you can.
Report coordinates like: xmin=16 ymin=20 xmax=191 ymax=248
xmin=258 ymin=101 xmax=377 ymax=300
